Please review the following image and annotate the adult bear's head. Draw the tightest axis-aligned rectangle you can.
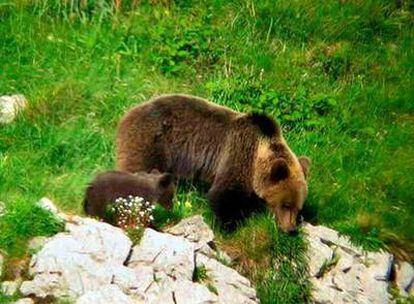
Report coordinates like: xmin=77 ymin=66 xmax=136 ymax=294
xmin=249 ymin=113 xmax=310 ymax=234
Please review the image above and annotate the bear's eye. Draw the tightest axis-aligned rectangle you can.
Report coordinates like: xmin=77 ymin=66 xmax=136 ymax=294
xmin=282 ymin=203 xmax=291 ymax=210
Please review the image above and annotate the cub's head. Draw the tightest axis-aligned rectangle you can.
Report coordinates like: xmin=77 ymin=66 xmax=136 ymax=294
xmin=142 ymin=169 xmax=176 ymax=210
xmin=253 ymin=139 xmax=310 ymax=234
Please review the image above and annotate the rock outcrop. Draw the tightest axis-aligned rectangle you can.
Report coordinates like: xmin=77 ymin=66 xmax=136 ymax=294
xmin=1 ymin=198 xmax=412 ymax=303
xmin=18 ymin=203 xmax=258 ymax=304
xmin=304 ymin=223 xmax=401 ymax=304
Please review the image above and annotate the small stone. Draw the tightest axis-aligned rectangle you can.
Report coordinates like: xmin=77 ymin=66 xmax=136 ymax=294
xmin=1 ymin=280 xmax=21 ymax=296
xmin=13 ymin=298 xmax=34 ymax=304
xmin=76 ymin=284 xmax=134 ymax=304
xmin=36 ymin=197 xmax=59 ymax=215
xmin=166 ymin=215 xmax=214 ymax=249
xmin=0 ymin=95 xmax=27 ymax=124
xmin=395 ymin=261 xmax=414 ymax=297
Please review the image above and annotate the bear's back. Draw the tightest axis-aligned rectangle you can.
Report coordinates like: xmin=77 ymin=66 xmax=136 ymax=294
xmin=117 ymin=95 xmax=241 ymax=178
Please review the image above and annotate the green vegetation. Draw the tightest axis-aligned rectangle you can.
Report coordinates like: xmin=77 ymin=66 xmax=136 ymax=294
xmin=0 ymin=1 xmax=413 ymax=303
xmin=193 ymin=263 xmax=209 ymax=282
xmin=0 ymin=200 xmax=63 ymax=261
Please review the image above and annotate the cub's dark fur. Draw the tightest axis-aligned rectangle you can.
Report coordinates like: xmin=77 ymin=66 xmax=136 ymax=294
xmin=84 ymin=170 xmax=175 ymax=224
xmin=117 ymin=94 xmax=309 ymax=232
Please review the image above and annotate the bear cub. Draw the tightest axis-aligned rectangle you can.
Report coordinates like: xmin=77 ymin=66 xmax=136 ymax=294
xmin=83 ymin=170 xmax=175 ymax=225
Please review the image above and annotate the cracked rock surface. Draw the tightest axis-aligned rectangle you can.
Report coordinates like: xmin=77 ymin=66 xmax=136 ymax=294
xmin=304 ymin=223 xmax=397 ymax=304
xmin=19 ymin=209 xmax=258 ymax=304
xmin=9 ymin=198 xmax=413 ymax=303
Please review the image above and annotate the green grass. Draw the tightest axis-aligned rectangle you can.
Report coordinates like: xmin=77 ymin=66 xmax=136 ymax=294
xmin=0 ymin=0 xmax=413 ymax=303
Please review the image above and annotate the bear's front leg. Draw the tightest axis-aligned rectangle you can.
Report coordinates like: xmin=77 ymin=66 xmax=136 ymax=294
xmin=207 ymin=183 xmax=266 ymax=231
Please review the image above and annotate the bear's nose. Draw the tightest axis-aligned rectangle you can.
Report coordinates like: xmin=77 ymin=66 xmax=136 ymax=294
xmin=288 ymin=227 xmax=298 ymax=236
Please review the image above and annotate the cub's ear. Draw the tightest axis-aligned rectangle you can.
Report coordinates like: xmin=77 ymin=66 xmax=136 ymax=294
xmin=158 ymin=173 xmax=174 ymax=188
xmin=270 ymin=159 xmax=289 ymax=183
xmin=150 ymin=168 xmax=161 ymax=174
xmin=298 ymin=156 xmax=310 ymax=179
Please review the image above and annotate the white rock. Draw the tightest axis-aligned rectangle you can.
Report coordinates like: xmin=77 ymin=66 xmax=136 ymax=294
xmin=1 ymin=280 xmax=21 ymax=296
xmin=305 ymin=222 xmax=395 ymax=304
xmin=173 ymin=280 xmax=218 ymax=304
xmin=195 ymin=253 xmax=258 ymax=304
xmin=310 ymin=276 xmax=343 ymax=304
xmin=360 ymin=273 xmax=390 ymax=304
xmin=0 ymin=95 xmax=26 ymax=124
xmin=18 ymin=215 xmax=256 ymax=304
xmin=13 ymin=298 xmax=35 ymax=304
xmin=303 ymin=222 xmax=361 ymax=256
xmin=334 ymin=247 xmax=354 ymax=272
xmin=332 ymin=263 xmax=365 ymax=299
xmin=36 ymin=197 xmax=59 ymax=215
xmin=20 ymin=218 xmax=132 ymax=299
xmin=166 ymin=215 xmax=214 ymax=250
xmin=128 ymin=228 xmax=195 ymax=281
xmin=364 ymin=251 xmax=393 ymax=281
xmin=112 ymin=265 xmax=151 ymax=297
xmin=76 ymin=284 xmax=135 ymax=304
xmin=303 ymin=222 xmax=340 ymax=244
xmin=197 ymin=243 xmax=232 ymax=266
xmin=395 ymin=261 xmax=414 ymax=296
xmin=126 ymin=227 xmax=255 ymax=304
xmin=306 ymin=236 xmax=333 ymax=277
xmin=144 ymin=276 xmax=218 ymax=304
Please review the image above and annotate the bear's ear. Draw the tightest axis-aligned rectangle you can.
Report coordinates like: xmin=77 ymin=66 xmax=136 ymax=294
xmin=298 ymin=156 xmax=310 ymax=179
xmin=246 ymin=113 xmax=280 ymax=137
xmin=158 ymin=173 xmax=174 ymax=188
xmin=270 ymin=159 xmax=289 ymax=183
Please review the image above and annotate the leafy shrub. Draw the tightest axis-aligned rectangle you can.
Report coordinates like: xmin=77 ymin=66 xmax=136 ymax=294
xmin=150 ymin=19 xmax=221 ymax=75
xmin=207 ymin=74 xmax=338 ymax=129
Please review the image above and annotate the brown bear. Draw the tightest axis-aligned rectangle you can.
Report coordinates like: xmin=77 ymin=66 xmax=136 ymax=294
xmin=116 ymin=94 xmax=310 ymax=233
xmin=83 ymin=170 xmax=175 ymax=224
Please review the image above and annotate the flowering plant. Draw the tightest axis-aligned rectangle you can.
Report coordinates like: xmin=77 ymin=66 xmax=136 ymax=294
xmin=111 ymin=195 xmax=155 ymax=229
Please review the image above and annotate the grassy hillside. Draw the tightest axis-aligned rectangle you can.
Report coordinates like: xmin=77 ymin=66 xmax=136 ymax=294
xmin=0 ymin=1 xmax=413 ymax=303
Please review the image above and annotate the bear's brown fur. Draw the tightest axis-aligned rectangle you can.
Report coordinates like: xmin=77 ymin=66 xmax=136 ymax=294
xmin=83 ymin=170 xmax=175 ymax=224
xmin=116 ymin=94 xmax=309 ymax=232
